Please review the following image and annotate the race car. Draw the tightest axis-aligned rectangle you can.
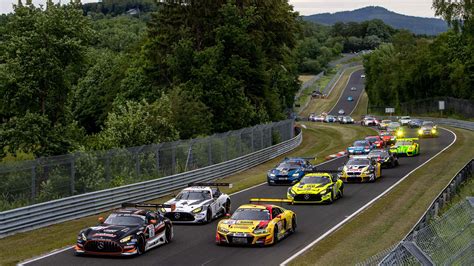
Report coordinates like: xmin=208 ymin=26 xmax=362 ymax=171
xmin=362 ymin=116 xmax=379 ymax=126
xmin=341 ymin=116 xmax=354 ymax=124
xmin=378 ymin=120 xmax=392 ymax=130
xmin=339 ymin=156 xmax=382 ymax=183
xmin=347 ymin=140 xmax=374 ymax=155
xmin=418 ymin=121 xmax=438 ymax=137
xmin=379 ymin=131 xmax=396 ymax=145
xmin=365 ymin=135 xmax=384 ymax=148
xmin=347 ymin=96 xmax=353 ymax=101
xmin=75 ymin=203 xmax=173 ymax=256
xmin=408 ymin=119 xmax=423 ymax=128
xmin=324 ymin=115 xmax=337 ymax=123
xmin=399 ymin=116 xmax=412 ymax=126
xmin=216 ymin=200 xmax=296 ymax=246
xmin=163 ymin=183 xmax=231 ymax=223
xmin=287 ymin=172 xmax=344 ymax=203
xmin=367 ymin=149 xmax=399 ymax=168
xmin=267 ymin=158 xmax=312 ymax=185
xmin=390 ymin=138 xmax=420 ymax=156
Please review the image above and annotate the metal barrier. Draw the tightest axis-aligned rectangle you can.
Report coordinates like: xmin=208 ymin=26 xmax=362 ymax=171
xmin=358 ymin=159 xmax=474 ymax=266
xmin=0 ymin=127 xmax=302 ymax=238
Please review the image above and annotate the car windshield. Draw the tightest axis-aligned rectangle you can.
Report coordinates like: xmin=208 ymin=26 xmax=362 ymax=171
xmin=388 ymin=122 xmax=400 ymax=128
xmin=353 ymin=141 xmax=368 ymax=147
xmin=401 ymin=116 xmax=410 ymax=119
xmin=276 ymin=163 xmax=297 ymax=170
xmin=366 ymin=137 xmax=378 ymax=143
xmin=344 ymin=116 xmax=352 ymax=119
xmin=300 ymin=175 xmax=331 ymax=185
xmin=423 ymin=121 xmax=434 ymax=126
xmin=380 ymin=132 xmax=391 ymax=136
xmin=176 ymin=191 xmax=211 ymax=200
xmin=382 ymin=120 xmax=391 ymax=123
xmin=104 ymin=214 xmax=145 ymax=226
xmin=369 ymin=150 xmax=387 ymax=156
xmin=327 ymin=115 xmax=334 ymax=119
xmin=396 ymin=141 xmax=412 ymax=146
xmin=285 ymin=159 xmax=303 ymax=166
xmin=231 ymin=208 xmax=270 ymax=221
xmin=347 ymin=158 xmax=370 ymax=165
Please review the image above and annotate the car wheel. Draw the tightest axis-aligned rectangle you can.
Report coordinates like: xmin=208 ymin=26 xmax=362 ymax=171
xmin=395 ymin=160 xmax=399 ymax=166
xmin=165 ymin=223 xmax=173 ymax=243
xmin=224 ymin=200 xmax=231 ymax=214
xmin=391 ymin=160 xmax=396 ymax=168
xmin=137 ymin=235 xmax=146 ymax=255
xmin=273 ymin=226 xmax=279 ymax=245
xmin=328 ymin=191 xmax=334 ymax=203
xmin=369 ymin=174 xmax=376 ymax=183
xmin=339 ymin=186 xmax=344 ymax=198
xmin=205 ymin=208 xmax=212 ymax=223
xmin=290 ymin=216 xmax=297 ymax=233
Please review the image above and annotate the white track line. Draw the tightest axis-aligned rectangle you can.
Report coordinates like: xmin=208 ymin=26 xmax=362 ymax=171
xmin=280 ymin=128 xmax=457 ymax=266
xmin=20 ymin=156 xmax=345 ymax=265
xmin=328 ymin=68 xmax=362 ymax=115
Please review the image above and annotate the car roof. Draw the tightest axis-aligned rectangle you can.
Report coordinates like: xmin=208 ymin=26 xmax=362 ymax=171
xmin=182 ymin=187 xmax=213 ymax=192
xmin=114 ymin=208 xmax=148 ymax=216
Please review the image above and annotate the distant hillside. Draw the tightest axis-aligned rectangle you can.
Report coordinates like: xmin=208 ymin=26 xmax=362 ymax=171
xmin=304 ymin=6 xmax=448 ymax=35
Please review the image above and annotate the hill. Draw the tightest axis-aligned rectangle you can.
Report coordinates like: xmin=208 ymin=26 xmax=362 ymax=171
xmin=304 ymin=6 xmax=448 ymax=35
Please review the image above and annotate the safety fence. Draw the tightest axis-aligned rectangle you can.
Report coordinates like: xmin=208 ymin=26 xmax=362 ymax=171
xmin=0 ymin=126 xmax=302 ymax=238
xmin=0 ymin=120 xmax=294 ymax=212
xmin=358 ymin=159 xmax=474 ymax=266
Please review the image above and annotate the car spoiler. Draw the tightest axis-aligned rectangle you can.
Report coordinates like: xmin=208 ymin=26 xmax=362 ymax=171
xmin=249 ymin=198 xmax=293 ymax=205
xmin=188 ymin=182 xmax=233 ymax=188
xmin=121 ymin=202 xmax=176 ymax=211
xmin=397 ymin=138 xmax=419 ymax=142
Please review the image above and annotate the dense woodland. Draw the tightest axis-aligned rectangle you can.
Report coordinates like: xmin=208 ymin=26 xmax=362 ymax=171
xmin=0 ymin=0 xmax=434 ymax=161
xmin=364 ymin=1 xmax=473 ymax=109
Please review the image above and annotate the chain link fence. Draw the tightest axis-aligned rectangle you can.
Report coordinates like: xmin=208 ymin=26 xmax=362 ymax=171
xmin=0 ymin=120 xmax=294 ymax=211
xmin=358 ymin=159 xmax=474 ymax=266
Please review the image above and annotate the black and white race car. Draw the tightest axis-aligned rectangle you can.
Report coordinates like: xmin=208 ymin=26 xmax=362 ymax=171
xmin=163 ymin=183 xmax=232 ymax=223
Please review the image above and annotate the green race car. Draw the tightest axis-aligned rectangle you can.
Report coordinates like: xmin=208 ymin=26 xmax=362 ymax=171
xmin=287 ymin=173 xmax=344 ymax=204
xmin=390 ymin=138 xmax=420 ymax=156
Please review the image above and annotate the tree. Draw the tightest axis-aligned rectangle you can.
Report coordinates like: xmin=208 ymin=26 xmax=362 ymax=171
xmin=433 ymin=0 xmax=474 ymax=36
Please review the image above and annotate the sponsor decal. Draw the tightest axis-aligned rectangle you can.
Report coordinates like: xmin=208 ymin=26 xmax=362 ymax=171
xmin=104 ymin=229 xmax=117 ymax=233
xmin=97 ymin=242 xmax=105 ymax=250
xmin=93 ymin=233 xmax=116 ymax=238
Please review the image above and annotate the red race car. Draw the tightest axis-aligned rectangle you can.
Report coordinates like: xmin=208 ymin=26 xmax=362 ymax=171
xmin=379 ymin=131 xmax=396 ymax=145
xmin=365 ymin=136 xmax=384 ymax=149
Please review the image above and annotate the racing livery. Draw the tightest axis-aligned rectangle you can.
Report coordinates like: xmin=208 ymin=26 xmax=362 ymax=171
xmin=418 ymin=121 xmax=438 ymax=137
xmin=287 ymin=172 xmax=343 ymax=203
xmin=339 ymin=156 xmax=382 ymax=182
xmin=390 ymin=138 xmax=420 ymax=156
xmin=378 ymin=120 xmax=392 ymax=130
xmin=367 ymin=149 xmax=399 ymax=168
xmin=365 ymin=135 xmax=384 ymax=148
xmin=379 ymin=131 xmax=396 ymax=145
xmin=267 ymin=158 xmax=312 ymax=185
xmin=362 ymin=116 xmax=379 ymax=126
xmin=347 ymin=140 xmax=374 ymax=155
xmin=216 ymin=200 xmax=296 ymax=246
xmin=163 ymin=183 xmax=231 ymax=223
xmin=75 ymin=203 xmax=173 ymax=256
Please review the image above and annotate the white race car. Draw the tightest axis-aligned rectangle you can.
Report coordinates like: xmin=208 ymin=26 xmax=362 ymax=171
xmin=163 ymin=183 xmax=232 ymax=223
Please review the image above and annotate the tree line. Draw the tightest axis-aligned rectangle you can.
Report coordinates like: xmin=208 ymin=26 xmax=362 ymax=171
xmin=363 ymin=1 xmax=473 ymax=110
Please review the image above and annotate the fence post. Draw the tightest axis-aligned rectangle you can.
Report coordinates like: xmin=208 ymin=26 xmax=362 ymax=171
xmin=171 ymin=141 xmax=177 ymax=175
xmin=70 ymin=156 xmax=75 ymax=196
xmin=224 ymin=133 xmax=229 ymax=162
xmin=185 ymin=140 xmax=194 ymax=172
xmin=238 ymin=130 xmax=243 ymax=156
xmin=31 ymin=164 xmax=36 ymax=202
xmin=135 ymin=146 xmax=145 ymax=177
xmin=208 ymin=137 xmax=212 ymax=166
xmin=155 ymin=144 xmax=161 ymax=174
xmin=105 ymin=152 xmax=111 ymax=183
xmin=251 ymin=127 xmax=255 ymax=152
xmin=259 ymin=126 xmax=264 ymax=150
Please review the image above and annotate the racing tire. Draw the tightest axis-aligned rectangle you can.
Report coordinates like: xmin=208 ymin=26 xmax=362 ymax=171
xmin=165 ymin=223 xmax=173 ymax=243
xmin=339 ymin=186 xmax=344 ymax=198
xmin=272 ymin=226 xmax=279 ymax=245
xmin=224 ymin=200 xmax=231 ymax=215
xmin=290 ymin=216 xmax=297 ymax=233
xmin=137 ymin=235 xmax=146 ymax=255
xmin=369 ymin=174 xmax=376 ymax=183
xmin=328 ymin=191 xmax=334 ymax=203
xmin=391 ymin=160 xmax=396 ymax=168
xmin=205 ymin=208 xmax=212 ymax=224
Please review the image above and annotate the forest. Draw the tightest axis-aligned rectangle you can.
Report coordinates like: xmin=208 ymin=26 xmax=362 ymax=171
xmin=0 ymin=0 xmax=397 ymax=161
xmin=363 ymin=0 xmax=473 ymax=109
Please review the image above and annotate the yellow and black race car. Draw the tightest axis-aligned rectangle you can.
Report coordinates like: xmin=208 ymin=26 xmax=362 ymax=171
xmin=339 ymin=155 xmax=382 ymax=183
xmin=215 ymin=200 xmax=296 ymax=246
xmin=287 ymin=173 xmax=344 ymax=203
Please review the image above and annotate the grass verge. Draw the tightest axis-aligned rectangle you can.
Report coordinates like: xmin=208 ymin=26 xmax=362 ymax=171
xmin=0 ymin=123 xmax=376 ymax=266
xmin=300 ymin=66 xmax=362 ymax=117
xmin=350 ymin=90 xmax=368 ymax=119
xmin=289 ymin=126 xmax=474 ymax=266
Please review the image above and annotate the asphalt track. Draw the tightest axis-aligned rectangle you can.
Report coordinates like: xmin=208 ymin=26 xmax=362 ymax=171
xmin=25 ymin=72 xmax=455 ymax=266
xmin=328 ymin=68 xmax=364 ymax=116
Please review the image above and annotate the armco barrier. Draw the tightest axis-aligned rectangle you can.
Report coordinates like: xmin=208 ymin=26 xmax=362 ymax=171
xmin=0 ymin=128 xmax=302 ymax=238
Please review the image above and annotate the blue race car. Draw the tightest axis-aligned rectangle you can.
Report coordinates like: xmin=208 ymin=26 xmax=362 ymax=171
xmin=347 ymin=96 xmax=354 ymax=101
xmin=347 ymin=140 xmax=374 ymax=155
xmin=267 ymin=158 xmax=311 ymax=185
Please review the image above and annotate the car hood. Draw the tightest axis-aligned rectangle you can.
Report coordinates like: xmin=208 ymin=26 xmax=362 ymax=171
xmin=344 ymin=165 xmax=369 ymax=171
xmin=348 ymin=146 xmax=366 ymax=151
xmin=270 ymin=167 xmax=299 ymax=176
xmin=218 ymin=220 xmax=268 ymax=233
xmin=421 ymin=126 xmax=433 ymax=130
xmin=291 ymin=183 xmax=327 ymax=194
xmin=164 ymin=198 xmax=213 ymax=212
xmin=83 ymin=224 xmax=140 ymax=241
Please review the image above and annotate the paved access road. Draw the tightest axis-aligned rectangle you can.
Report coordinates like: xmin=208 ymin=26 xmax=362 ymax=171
xmin=328 ymin=68 xmax=365 ymax=116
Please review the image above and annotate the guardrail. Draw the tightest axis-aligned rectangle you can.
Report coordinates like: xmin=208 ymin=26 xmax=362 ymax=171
xmin=0 ymin=128 xmax=302 ymax=238
xmin=372 ymin=116 xmax=474 ymax=131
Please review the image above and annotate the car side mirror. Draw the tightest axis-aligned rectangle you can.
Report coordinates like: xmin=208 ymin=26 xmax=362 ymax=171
xmin=150 ymin=219 xmax=157 ymax=225
xmin=98 ymin=217 xmax=105 ymax=224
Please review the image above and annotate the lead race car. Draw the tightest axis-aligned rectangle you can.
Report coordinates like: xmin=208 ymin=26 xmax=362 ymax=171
xmin=163 ymin=183 xmax=232 ymax=223
xmin=287 ymin=172 xmax=344 ymax=204
xmin=267 ymin=157 xmax=313 ymax=185
xmin=75 ymin=203 xmax=173 ymax=256
xmin=216 ymin=199 xmax=296 ymax=246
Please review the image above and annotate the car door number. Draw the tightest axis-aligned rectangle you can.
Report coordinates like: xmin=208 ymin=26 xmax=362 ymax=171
xmin=147 ymin=224 xmax=155 ymax=238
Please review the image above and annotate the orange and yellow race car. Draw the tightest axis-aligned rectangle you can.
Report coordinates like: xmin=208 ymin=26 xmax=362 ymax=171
xmin=215 ymin=199 xmax=296 ymax=246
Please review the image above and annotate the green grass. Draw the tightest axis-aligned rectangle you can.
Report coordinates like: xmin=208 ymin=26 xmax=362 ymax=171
xmin=351 ymin=90 xmax=369 ymax=119
xmin=0 ymin=123 xmax=376 ymax=266
xmin=289 ymin=126 xmax=474 ymax=266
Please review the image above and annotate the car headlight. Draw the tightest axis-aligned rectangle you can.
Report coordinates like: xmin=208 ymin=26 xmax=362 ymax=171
xmin=253 ymin=228 xmax=268 ymax=234
xmin=268 ymin=173 xmax=276 ymax=177
xmin=288 ymin=188 xmax=296 ymax=196
xmin=431 ymin=129 xmax=437 ymax=133
xmin=218 ymin=226 xmax=229 ymax=234
xmin=192 ymin=207 xmax=203 ymax=213
xmin=418 ymin=129 xmax=423 ymax=135
xmin=396 ymin=131 xmax=403 ymax=137
xmin=292 ymin=173 xmax=300 ymax=177
xmin=120 ymin=235 xmax=133 ymax=243
xmin=79 ymin=233 xmax=87 ymax=242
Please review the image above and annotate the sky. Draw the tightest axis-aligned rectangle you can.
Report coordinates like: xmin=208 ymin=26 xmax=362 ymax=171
xmin=0 ymin=0 xmax=438 ymax=18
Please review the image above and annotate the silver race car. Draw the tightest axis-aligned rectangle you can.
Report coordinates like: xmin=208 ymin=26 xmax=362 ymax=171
xmin=163 ymin=183 xmax=232 ymax=224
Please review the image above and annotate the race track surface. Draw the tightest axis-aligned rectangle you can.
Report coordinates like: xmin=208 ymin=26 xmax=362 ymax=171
xmin=328 ymin=68 xmax=364 ymax=116
xmin=25 ymin=69 xmax=455 ymax=266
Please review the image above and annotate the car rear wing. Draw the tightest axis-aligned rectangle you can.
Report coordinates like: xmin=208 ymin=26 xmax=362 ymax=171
xmin=188 ymin=182 xmax=233 ymax=188
xmin=349 ymin=155 xmax=369 ymax=159
xmin=121 ymin=202 xmax=176 ymax=211
xmin=397 ymin=138 xmax=419 ymax=142
xmin=249 ymin=198 xmax=293 ymax=205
